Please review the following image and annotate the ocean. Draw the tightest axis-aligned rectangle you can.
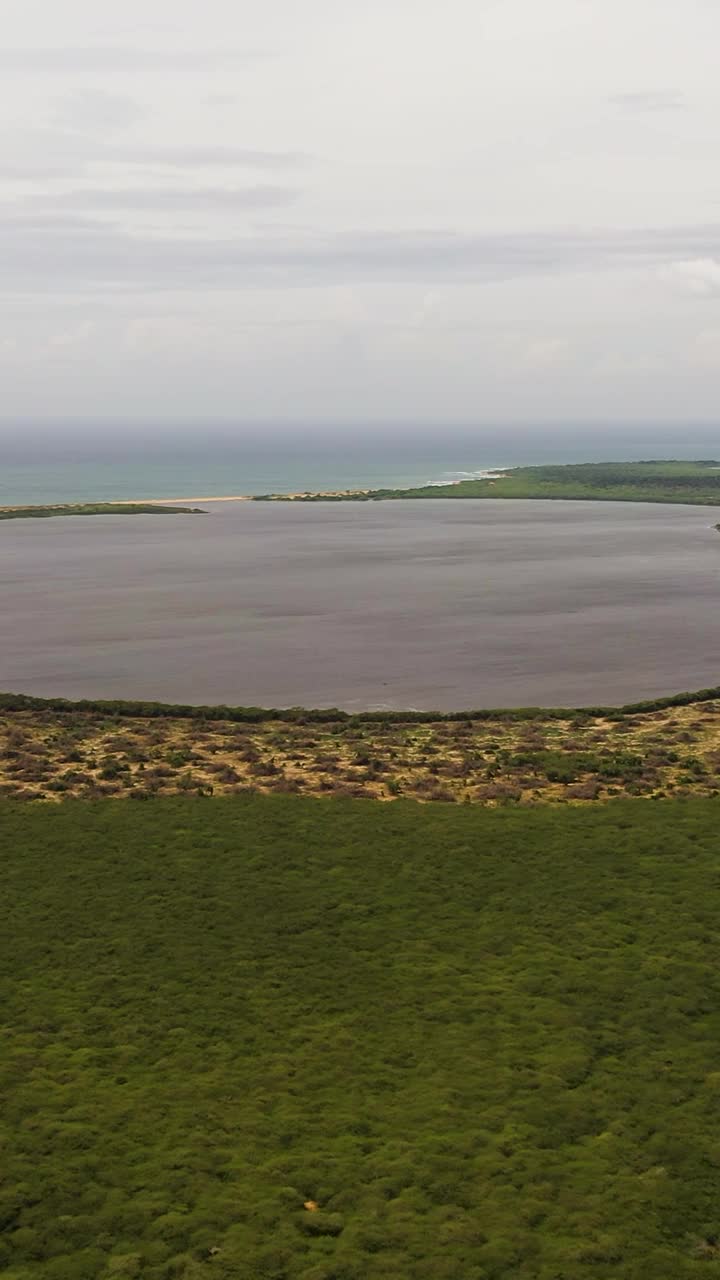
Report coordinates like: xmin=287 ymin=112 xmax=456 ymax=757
xmin=2 ymin=422 xmax=719 ymax=505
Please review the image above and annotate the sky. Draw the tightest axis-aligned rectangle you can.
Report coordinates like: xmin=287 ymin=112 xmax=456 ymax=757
xmin=1 ymin=0 xmax=720 ymax=427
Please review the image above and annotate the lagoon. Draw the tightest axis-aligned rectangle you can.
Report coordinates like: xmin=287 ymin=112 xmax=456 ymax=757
xmin=2 ymin=499 xmax=719 ymax=710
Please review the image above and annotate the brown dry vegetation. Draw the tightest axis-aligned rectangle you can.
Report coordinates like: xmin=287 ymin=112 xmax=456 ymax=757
xmin=3 ymin=699 xmax=720 ymax=805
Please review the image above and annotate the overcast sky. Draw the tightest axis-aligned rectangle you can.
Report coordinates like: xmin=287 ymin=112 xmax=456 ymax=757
xmin=1 ymin=0 xmax=720 ymax=426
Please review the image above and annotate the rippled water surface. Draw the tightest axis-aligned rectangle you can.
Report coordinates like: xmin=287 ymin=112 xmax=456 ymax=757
xmin=2 ymin=500 xmax=719 ymax=709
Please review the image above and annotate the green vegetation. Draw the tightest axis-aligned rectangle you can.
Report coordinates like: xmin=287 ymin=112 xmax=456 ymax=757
xmin=0 ymin=503 xmax=205 ymax=521
xmin=3 ymin=795 xmax=720 ymax=1278
xmin=254 ymin=459 xmax=720 ymax=505
xmin=4 ymin=680 xmax=720 ymax=725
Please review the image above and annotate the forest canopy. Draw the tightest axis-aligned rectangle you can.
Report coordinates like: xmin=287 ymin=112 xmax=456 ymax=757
xmin=3 ymin=794 xmax=720 ymax=1278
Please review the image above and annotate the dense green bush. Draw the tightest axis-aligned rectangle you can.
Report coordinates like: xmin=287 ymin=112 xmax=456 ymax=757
xmin=2 ymin=682 xmax=720 ymax=726
xmin=0 ymin=503 xmax=203 ymax=521
xmin=509 ymin=749 xmax=646 ymax=783
xmin=3 ymin=795 xmax=720 ymax=1277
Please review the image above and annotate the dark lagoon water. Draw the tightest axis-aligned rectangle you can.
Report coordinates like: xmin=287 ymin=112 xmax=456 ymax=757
xmin=2 ymin=499 xmax=719 ymax=710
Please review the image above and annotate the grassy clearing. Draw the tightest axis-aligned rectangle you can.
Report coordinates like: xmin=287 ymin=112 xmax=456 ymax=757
xmin=3 ymin=697 xmax=720 ymax=805
xmin=3 ymin=794 xmax=720 ymax=1278
xmin=254 ymin=459 xmax=720 ymax=505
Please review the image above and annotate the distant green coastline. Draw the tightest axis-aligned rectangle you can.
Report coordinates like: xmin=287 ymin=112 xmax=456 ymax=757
xmin=254 ymin=459 xmax=720 ymax=506
xmin=7 ymin=461 xmax=720 ymax=515
xmin=0 ymin=502 xmax=206 ymax=521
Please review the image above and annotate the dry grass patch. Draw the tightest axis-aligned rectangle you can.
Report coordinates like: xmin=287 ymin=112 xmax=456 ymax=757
xmin=1 ymin=700 xmax=720 ymax=805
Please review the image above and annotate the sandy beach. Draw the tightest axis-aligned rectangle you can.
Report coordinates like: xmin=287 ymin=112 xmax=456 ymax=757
xmin=116 ymin=495 xmax=254 ymax=505
xmin=116 ymin=489 xmax=371 ymax=504
xmin=0 ymin=491 xmax=370 ymax=511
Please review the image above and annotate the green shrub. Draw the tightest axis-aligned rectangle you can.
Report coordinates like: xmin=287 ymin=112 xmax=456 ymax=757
xmin=3 ymin=795 xmax=720 ymax=1277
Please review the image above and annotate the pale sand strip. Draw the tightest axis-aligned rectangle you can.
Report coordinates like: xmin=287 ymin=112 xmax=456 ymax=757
xmin=0 ymin=496 xmax=250 ymax=511
xmin=112 ymin=495 xmax=254 ymax=504
xmin=1 ymin=488 xmax=370 ymax=511
xmin=116 ymin=489 xmax=370 ymax=504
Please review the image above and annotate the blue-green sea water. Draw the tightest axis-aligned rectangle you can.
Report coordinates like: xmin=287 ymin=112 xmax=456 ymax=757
xmin=2 ymin=423 xmax=719 ymax=505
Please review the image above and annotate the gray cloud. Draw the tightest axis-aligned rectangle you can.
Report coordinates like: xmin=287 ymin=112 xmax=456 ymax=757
xmin=0 ymin=47 xmax=264 ymax=74
xmin=0 ymin=129 xmax=310 ymax=179
xmin=660 ymin=258 xmax=720 ymax=296
xmin=106 ymin=144 xmax=310 ymax=170
xmin=54 ymin=90 xmax=148 ymax=133
xmin=13 ymin=185 xmax=300 ymax=212
xmin=0 ymin=1 xmax=718 ymax=423
xmin=1 ymin=217 xmax=718 ymax=293
xmin=609 ymin=91 xmax=687 ymax=112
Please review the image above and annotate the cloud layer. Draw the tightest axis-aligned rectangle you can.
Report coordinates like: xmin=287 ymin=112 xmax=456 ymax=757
xmin=0 ymin=215 xmax=718 ymax=293
xmin=0 ymin=0 xmax=719 ymax=424
xmin=0 ymin=46 xmax=263 ymax=73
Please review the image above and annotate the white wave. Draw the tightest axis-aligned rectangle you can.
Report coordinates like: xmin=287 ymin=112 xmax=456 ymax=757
xmin=425 ymin=467 xmax=508 ymax=486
